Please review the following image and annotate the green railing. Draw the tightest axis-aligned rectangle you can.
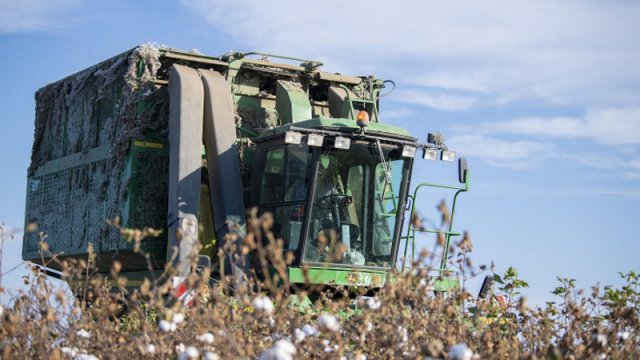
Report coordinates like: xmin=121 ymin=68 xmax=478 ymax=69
xmin=401 ymin=172 xmax=470 ymax=273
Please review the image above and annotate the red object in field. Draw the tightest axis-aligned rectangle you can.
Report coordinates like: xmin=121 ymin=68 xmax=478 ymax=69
xmin=494 ymin=295 xmax=508 ymax=309
xmin=173 ymin=276 xmax=195 ymax=306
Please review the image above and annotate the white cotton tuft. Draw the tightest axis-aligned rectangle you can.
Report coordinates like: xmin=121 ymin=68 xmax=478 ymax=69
xmin=60 ymin=347 xmax=79 ymax=357
xmin=318 ymin=313 xmax=340 ymax=332
xmin=449 ymin=343 xmax=473 ymax=360
xmin=258 ymin=338 xmax=297 ymax=360
xmin=198 ymin=332 xmax=215 ymax=344
xmin=397 ymin=325 xmax=408 ymax=343
xmin=302 ymin=324 xmax=319 ymax=336
xmin=253 ymin=296 xmax=274 ymax=315
xmin=76 ymin=354 xmax=98 ymax=360
xmin=617 ymin=331 xmax=630 ymax=341
xmin=185 ymin=346 xmax=200 ymax=359
xmin=159 ymin=319 xmax=177 ymax=332
xmin=204 ymin=352 xmax=220 ymax=360
xmin=293 ymin=328 xmax=306 ymax=343
xmin=366 ymin=298 xmax=381 ymax=310
xmin=76 ymin=329 xmax=91 ymax=339
xmin=172 ymin=312 xmax=186 ymax=324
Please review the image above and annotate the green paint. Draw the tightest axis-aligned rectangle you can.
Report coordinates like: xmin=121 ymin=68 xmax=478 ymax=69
xmin=289 ymin=267 xmax=387 ymax=287
xmin=433 ymin=277 xmax=460 ymax=292
xmin=276 ymin=81 xmax=312 ymax=124
xmin=288 ymin=266 xmax=459 ymax=292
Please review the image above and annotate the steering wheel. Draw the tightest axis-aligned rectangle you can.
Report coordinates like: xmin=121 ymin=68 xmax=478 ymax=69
xmin=316 ymin=194 xmax=353 ymax=209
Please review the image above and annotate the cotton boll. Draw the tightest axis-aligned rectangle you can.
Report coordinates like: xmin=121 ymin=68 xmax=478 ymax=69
xmin=318 ymin=313 xmax=340 ymax=332
xmin=366 ymin=298 xmax=381 ymax=310
xmin=76 ymin=354 xmax=98 ymax=360
xmin=397 ymin=325 xmax=408 ymax=343
xmin=76 ymin=329 xmax=91 ymax=339
xmin=617 ymin=331 xmax=630 ymax=341
xmin=302 ymin=324 xmax=319 ymax=336
xmin=448 ymin=343 xmax=473 ymax=360
xmin=159 ymin=320 xmax=177 ymax=332
xmin=185 ymin=346 xmax=200 ymax=359
xmin=258 ymin=338 xmax=297 ymax=360
xmin=172 ymin=312 xmax=186 ymax=324
xmin=292 ymin=328 xmax=306 ymax=343
xmin=253 ymin=296 xmax=274 ymax=315
xmin=204 ymin=352 xmax=220 ymax=360
xmin=198 ymin=332 xmax=215 ymax=344
xmin=273 ymin=339 xmax=296 ymax=356
xmin=60 ymin=347 xmax=79 ymax=357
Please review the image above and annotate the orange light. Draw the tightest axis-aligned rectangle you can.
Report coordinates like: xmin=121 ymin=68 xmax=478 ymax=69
xmin=356 ymin=110 xmax=370 ymax=127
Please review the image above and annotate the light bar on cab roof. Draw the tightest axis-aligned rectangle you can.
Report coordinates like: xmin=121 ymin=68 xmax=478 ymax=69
xmin=423 ymin=148 xmax=438 ymax=161
xmin=284 ymin=131 xmax=302 ymax=144
xmin=402 ymin=145 xmax=417 ymax=158
xmin=307 ymin=133 xmax=324 ymax=147
xmin=334 ymin=136 xmax=351 ymax=150
xmin=441 ymin=150 xmax=456 ymax=162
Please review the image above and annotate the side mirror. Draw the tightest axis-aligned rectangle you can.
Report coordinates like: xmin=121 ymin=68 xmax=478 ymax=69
xmin=458 ymin=157 xmax=468 ymax=183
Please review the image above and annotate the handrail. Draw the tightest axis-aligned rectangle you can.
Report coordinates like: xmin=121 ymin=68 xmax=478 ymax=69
xmin=401 ymin=172 xmax=470 ymax=272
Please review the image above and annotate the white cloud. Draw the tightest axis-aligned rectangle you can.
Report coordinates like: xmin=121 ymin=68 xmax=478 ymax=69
xmin=182 ymin=0 xmax=640 ymax=109
xmin=473 ymin=107 xmax=640 ymax=146
xmin=560 ymin=153 xmax=640 ymax=174
xmin=448 ymin=134 xmax=553 ymax=169
xmin=397 ymin=89 xmax=476 ymax=112
xmin=0 ymin=0 xmax=80 ymax=34
xmin=585 ymin=108 xmax=640 ymax=146
xmin=481 ymin=117 xmax=587 ymax=138
xmin=403 ymin=71 xmax=492 ymax=93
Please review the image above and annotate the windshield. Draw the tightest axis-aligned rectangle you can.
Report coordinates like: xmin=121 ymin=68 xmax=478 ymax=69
xmin=303 ymin=141 xmax=410 ymax=268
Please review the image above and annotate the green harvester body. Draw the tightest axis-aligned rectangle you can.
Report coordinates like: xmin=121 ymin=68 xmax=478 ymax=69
xmin=23 ymin=46 xmax=467 ymax=294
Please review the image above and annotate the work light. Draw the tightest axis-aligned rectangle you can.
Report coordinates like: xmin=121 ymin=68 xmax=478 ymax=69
xmin=441 ymin=150 xmax=456 ymax=162
xmin=422 ymin=148 xmax=438 ymax=161
xmin=402 ymin=145 xmax=417 ymax=158
xmin=307 ymin=133 xmax=324 ymax=147
xmin=284 ymin=131 xmax=302 ymax=144
xmin=334 ymin=136 xmax=351 ymax=150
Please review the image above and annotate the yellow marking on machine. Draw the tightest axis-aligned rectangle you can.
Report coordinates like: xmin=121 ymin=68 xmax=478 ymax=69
xmin=134 ymin=140 xmax=164 ymax=149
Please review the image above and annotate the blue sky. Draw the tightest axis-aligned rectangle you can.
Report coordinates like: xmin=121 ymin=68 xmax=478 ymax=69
xmin=1 ymin=0 xmax=639 ymax=306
